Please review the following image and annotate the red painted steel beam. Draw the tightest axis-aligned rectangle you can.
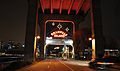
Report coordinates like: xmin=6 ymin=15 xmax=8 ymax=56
xmin=40 ymin=0 xmax=44 ymax=13
xmin=81 ymin=0 xmax=90 ymax=13
xmin=51 ymin=0 xmax=53 ymax=14
xmin=59 ymin=0 xmax=63 ymax=14
xmin=38 ymin=0 xmax=40 ymax=9
xmin=76 ymin=0 xmax=84 ymax=14
xmin=68 ymin=0 xmax=74 ymax=14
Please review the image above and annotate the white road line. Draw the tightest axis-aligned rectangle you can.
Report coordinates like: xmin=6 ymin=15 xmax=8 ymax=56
xmin=48 ymin=65 xmax=50 ymax=68
xmin=59 ymin=60 xmax=74 ymax=71
xmin=50 ymin=62 xmax=51 ymax=64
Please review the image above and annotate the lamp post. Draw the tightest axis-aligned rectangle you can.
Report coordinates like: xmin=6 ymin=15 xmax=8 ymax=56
xmin=90 ymin=0 xmax=96 ymax=60
xmin=34 ymin=35 xmax=40 ymax=61
xmin=92 ymin=38 xmax=96 ymax=59
xmin=33 ymin=1 xmax=40 ymax=61
xmin=88 ymin=37 xmax=96 ymax=60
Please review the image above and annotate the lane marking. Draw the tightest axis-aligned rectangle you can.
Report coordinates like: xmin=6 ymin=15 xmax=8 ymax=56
xmin=48 ymin=65 xmax=50 ymax=68
xmin=59 ymin=60 xmax=74 ymax=71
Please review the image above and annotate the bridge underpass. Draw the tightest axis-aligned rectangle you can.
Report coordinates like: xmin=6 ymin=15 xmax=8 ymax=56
xmin=24 ymin=0 xmax=104 ymax=62
xmin=44 ymin=39 xmax=74 ymax=59
xmin=44 ymin=20 xmax=75 ymax=59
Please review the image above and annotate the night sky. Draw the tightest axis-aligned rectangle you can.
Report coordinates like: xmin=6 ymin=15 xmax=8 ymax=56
xmin=0 ymin=0 xmax=27 ymax=43
xmin=0 ymin=0 xmax=120 ymax=43
xmin=101 ymin=0 xmax=120 ymax=39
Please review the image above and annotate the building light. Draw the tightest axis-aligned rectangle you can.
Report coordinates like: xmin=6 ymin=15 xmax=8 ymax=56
xmin=54 ymin=47 xmax=60 ymax=49
xmin=22 ymin=44 xmax=25 ymax=47
xmin=12 ymin=45 xmax=15 ymax=48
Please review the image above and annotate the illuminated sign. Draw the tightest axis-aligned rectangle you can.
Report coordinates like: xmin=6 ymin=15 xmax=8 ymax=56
xmin=45 ymin=20 xmax=75 ymax=39
xmin=51 ymin=31 xmax=68 ymax=38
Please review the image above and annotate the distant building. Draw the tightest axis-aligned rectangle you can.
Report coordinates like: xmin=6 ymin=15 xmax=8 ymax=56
xmin=0 ymin=41 xmax=1 ymax=49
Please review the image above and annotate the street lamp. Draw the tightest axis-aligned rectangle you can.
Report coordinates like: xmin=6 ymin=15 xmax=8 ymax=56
xmin=88 ymin=37 xmax=96 ymax=60
xmin=36 ymin=35 xmax=40 ymax=39
xmin=34 ymin=35 xmax=40 ymax=61
xmin=88 ymin=37 xmax=92 ymax=41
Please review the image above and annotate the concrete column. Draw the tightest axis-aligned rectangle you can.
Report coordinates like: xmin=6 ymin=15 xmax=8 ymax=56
xmin=24 ymin=0 xmax=37 ymax=62
xmin=38 ymin=14 xmax=45 ymax=59
xmin=91 ymin=0 xmax=104 ymax=58
xmin=73 ymin=21 xmax=79 ymax=53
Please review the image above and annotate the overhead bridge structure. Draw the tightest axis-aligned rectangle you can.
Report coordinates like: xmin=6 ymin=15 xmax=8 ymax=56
xmin=25 ymin=0 xmax=104 ymax=62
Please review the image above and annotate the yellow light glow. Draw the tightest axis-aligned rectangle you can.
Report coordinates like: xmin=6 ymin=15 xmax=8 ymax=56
xmin=51 ymin=33 xmax=53 ymax=36
xmin=36 ymin=36 xmax=40 ymax=39
xmin=89 ymin=37 xmax=92 ymax=40
xmin=92 ymin=38 xmax=96 ymax=59
xmin=34 ymin=37 xmax=37 ymax=61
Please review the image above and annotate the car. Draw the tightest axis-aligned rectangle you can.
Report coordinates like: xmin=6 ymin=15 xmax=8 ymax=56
xmin=88 ymin=56 xmax=119 ymax=70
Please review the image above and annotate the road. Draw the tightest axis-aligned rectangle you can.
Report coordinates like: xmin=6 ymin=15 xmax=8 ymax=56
xmin=16 ymin=59 xmax=94 ymax=71
xmin=16 ymin=59 xmax=120 ymax=71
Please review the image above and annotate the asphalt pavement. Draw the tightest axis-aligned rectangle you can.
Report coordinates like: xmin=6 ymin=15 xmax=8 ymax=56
xmin=16 ymin=59 xmax=95 ymax=71
xmin=16 ymin=59 xmax=120 ymax=71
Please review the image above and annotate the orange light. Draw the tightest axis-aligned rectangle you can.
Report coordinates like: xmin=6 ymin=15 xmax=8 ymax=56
xmin=97 ymin=62 xmax=114 ymax=65
xmin=51 ymin=33 xmax=53 ymax=36
xmin=36 ymin=36 xmax=40 ymax=39
xmin=92 ymin=38 xmax=96 ymax=59
xmin=51 ymin=31 xmax=68 ymax=38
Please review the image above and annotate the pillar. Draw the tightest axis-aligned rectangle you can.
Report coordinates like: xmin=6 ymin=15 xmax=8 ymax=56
xmin=24 ymin=0 xmax=37 ymax=62
xmin=91 ymin=0 xmax=104 ymax=58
